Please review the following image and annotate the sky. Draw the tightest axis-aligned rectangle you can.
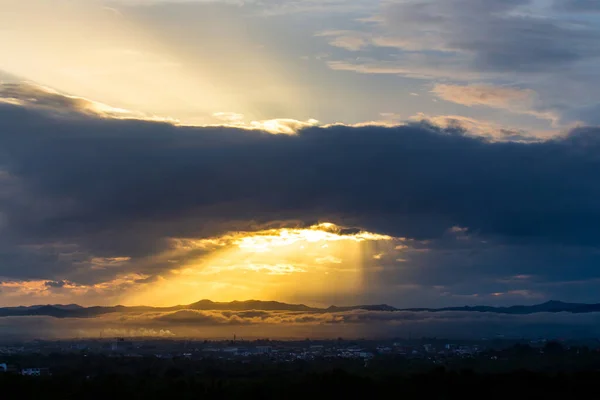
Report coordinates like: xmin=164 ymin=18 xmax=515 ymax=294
xmin=1 ymin=0 xmax=600 ymax=314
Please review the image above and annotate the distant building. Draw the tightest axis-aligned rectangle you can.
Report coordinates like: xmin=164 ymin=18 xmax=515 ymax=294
xmin=256 ymin=346 xmax=272 ymax=354
xmin=0 ymin=363 xmax=7 ymax=372
xmin=111 ymin=337 xmax=133 ymax=352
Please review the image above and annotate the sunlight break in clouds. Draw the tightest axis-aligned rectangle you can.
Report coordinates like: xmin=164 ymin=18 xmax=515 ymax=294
xmin=211 ymin=111 xmax=320 ymax=134
xmin=127 ymin=223 xmax=396 ymax=307
xmin=233 ymin=223 xmax=393 ymax=253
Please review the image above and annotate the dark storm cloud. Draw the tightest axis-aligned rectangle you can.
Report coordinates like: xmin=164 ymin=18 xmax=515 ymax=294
xmin=2 ymin=86 xmax=600 ymax=300
xmin=9 ymin=111 xmax=598 ymax=247
xmin=367 ymin=234 xmax=600 ymax=305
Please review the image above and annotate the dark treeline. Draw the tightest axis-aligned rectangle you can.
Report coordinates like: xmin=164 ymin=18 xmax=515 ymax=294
xmin=2 ymin=369 xmax=600 ymax=399
xmin=3 ymin=342 xmax=600 ymax=399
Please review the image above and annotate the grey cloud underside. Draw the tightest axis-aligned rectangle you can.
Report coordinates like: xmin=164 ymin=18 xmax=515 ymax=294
xmin=2 ymin=104 xmax=599 ymax=243
xmin=2 ymin=100 xmax=600 ymax=299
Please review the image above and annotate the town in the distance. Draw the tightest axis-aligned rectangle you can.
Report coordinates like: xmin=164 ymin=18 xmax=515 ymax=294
xmin=3 ymin=298 xmax=600 ymax=377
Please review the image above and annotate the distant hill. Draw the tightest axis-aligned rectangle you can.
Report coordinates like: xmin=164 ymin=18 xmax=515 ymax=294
xmin=1 ymin=299 xmax=600 ymax=319
xmin=326 ymin=304 xmax=398 ymax=312
xmin=187 ymin=300 xmax=315 ymax=312
xmin=404 ymin=300 xmax=600 ymax=314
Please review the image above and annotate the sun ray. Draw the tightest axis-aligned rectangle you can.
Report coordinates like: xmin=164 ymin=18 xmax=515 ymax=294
xmin=126 ymin=223 xmax=394 ymax=307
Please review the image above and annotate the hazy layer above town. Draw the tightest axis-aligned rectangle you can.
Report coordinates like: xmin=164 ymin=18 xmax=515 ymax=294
xmin=2 ymin=300 xmax=600 ymax=341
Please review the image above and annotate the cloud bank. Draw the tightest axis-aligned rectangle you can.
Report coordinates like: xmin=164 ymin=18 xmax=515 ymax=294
xmin=1 ymin=83 xmax=600 ymax=306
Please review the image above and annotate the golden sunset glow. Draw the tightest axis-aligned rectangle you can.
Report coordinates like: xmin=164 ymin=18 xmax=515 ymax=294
xmin=2 ymin=0 xmax=596 ymax=333
xmin=0 ymin=0 xmax=307 ymax=126
xmin=126 ymin=223 xmax=394 ymax=307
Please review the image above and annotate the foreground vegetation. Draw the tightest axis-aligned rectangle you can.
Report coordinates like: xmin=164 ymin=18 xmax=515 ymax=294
xmin=2 ymin=368 xmax=600 ymax=399
xmin=2 ymin=343 xmax=600 ymax=399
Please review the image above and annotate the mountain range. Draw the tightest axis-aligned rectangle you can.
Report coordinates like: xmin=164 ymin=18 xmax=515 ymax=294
xmin=1 ymin=300 xmax=600 ymax=319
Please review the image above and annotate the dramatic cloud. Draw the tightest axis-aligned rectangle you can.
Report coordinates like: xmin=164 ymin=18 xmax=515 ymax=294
xmin=2 ymin=0 xmax=600 ymax=334
xmin=1 ymin=86 xmax=600 ymax=306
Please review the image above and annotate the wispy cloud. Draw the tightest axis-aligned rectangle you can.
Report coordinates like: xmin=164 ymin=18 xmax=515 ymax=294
xmin=0 ymin=83 xmax=177 ymax=123
xmin=431 ymin=84 xmax=558 ymax=123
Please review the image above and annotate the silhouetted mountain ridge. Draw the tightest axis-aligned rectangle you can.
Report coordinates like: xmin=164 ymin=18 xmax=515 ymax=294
xmin=1 ymin=300 xmax=600 ymax=318
xmin=187 ymin=300 xmax=314 ymax=312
